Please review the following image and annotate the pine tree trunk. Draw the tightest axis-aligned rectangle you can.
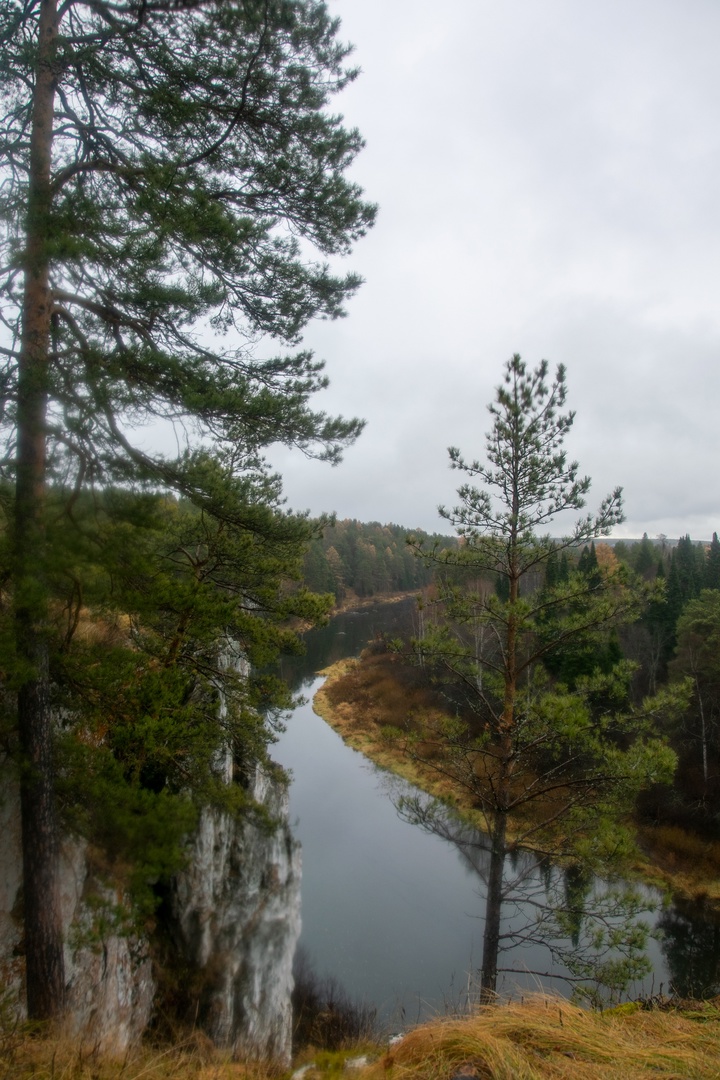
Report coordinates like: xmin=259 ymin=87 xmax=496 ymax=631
xmin=479 ymin=808 xmax=507 ymax=1000
xmin=15 ymin=0 xmax=65 ymax=1020
xmin=17 ymin=643 xmax=64 ymax=1018
xmin=479 ymin=508 xmax=518 ymax=1002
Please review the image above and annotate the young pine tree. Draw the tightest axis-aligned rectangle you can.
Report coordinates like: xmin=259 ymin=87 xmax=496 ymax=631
xmin=407 ymin=355 xmax=682 ymax=999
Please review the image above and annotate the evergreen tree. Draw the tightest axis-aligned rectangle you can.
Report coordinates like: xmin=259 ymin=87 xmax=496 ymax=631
xmin=544 ymin=545 xmax=560 ymax=589
xmin=705 ymin=532 xmax=720 ymax=591
xmin=612 ymin=540 xmax=630 ymax=565
xmin=0 ymin=0 xmax=375 ymax=1019
xmin=665 ymin=537 xmax=705 ymax=660
xmin=638 ymin=557 xmax=673 ymax=693
xmin=577 ymin=543 xmax=595 ymax=576
xmin=670 ymin=590 xmax=720 ymax=794
xmin=675 ymin=536 xmax=705 ymax=601
xmin=633 ymin=533 xmax=657 ymax=580
xmin=666 ymin=552 xmax=683 ymax=630
xmin=407 ymin=355 xmax=680 ymax=999
xmin=29 ymin=486 xmax=328 ymax=911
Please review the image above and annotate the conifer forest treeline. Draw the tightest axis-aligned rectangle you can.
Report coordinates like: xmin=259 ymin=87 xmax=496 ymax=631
xmin=0 ymin=0 xmax=716 ymax=1033
xmin=302 ymin=519 xmax=454 ymax=600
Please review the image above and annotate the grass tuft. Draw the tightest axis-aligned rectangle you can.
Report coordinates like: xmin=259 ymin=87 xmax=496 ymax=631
xmin=361 ymin=995 xmax=720 ymax=1080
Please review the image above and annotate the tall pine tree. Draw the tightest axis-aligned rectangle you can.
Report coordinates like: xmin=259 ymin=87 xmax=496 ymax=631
xmin=408 ymin=356 xmax=679 ymax=998
xmin=0 ymin=0 xmax=375 ymax=1019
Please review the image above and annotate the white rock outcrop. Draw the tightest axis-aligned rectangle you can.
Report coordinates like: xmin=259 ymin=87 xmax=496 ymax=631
xmin=170 ymin=766 xmax=301 ymax=1062
xmin=0 ymin=763 xmax=301 ymax=1063
xmin=0 ymin=774 xmax=155 ymax=1055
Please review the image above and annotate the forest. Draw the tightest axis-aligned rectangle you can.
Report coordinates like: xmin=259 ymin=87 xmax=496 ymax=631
xmin=308 ymin=357 xmax=719 ymax=1006
xmin=301 ymin=519 xmax=455 ymax=599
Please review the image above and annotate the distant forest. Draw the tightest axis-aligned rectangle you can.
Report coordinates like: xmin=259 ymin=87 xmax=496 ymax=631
xmin=303 ymin=523 xmax=719 ymax=642
xmin=302 ymin=519 xmax=456 ymax=600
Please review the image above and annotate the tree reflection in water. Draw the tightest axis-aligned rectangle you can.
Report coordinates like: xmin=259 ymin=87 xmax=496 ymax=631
xmin=392 ymin=789 xmax=661 ymax=1006
xmin=658 ymin=900 xmax=720 ymax=998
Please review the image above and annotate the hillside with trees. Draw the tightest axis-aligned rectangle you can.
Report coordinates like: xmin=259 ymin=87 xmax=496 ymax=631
xmin=302 ymin=519 xmax=456 ymax=601
xmin=321 ymin=527 xmax=720 ymax=882
xmin=296 ymin=479 xmax=720 ymax=874
xmin=310 ymin=520 xmax=720 ymax=850
xmin=611 ymin=533 xmax=720 ymax=838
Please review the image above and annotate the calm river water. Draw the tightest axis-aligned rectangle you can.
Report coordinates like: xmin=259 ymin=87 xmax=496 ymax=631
xmin=272 ymin=599 xmax=720 ymax=1022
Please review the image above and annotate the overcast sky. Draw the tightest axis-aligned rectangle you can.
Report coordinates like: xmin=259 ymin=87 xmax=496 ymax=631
xmin=269 ymin=0 xmax=720 ymax=541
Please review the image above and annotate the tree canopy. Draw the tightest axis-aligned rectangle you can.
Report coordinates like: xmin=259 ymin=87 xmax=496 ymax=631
xmin=0 ymin=0 xmax=376 ymax=490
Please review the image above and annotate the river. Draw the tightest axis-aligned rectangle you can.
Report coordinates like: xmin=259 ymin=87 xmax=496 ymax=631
xmin=272 ymin=599 xmax=720 ymax=1022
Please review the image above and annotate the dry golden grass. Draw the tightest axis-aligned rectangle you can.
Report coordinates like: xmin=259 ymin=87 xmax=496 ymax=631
xmin=51 ymin=603 xmax=133 ymax=648
xmin=361 ymin=996 xmax=720 ymax=1080
xmin=636 ymin=825 xmax=720 ymax=905
xmin=4 ymin=998 xmax=720 ymax=1080
xmin=0 ymin=1031 xmax=280 ymax=1080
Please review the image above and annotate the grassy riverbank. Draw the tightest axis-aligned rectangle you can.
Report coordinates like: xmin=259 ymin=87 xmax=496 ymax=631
xmin=331 ymin=591 xmax=416 ymax=615
xmin=356 ymin=996 xmax=720 ymax=1080
xmin=313 ymin=656 xmax=486 ymax=817
xmin=5 ymin=997 xmax=720 ymax=1080
xmin=314 ymin=653 xmax=720 ymax=908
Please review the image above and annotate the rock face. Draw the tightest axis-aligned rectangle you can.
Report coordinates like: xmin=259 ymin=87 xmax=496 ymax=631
xmin=169 ymin=766 xmax=301 ymax=1062
xmin=61 ymin=842 xmax=156 ymax=1057
xmin=0 ymin=762 xmax=301 ymax=1063
xmin=0 ymin=774 xmax=155 ymax=1055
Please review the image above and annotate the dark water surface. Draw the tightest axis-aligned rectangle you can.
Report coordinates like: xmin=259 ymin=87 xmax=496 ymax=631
xmin=272 ymin=600 xmax=720 ymax=1021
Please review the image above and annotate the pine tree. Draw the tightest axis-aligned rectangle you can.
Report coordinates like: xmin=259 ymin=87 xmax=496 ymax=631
xmin=0 ymin=0 xmax=375 ymax=1019
xmin=665 ymin=537 xmax=705 ymax=662
xmin=407 ymin=355 xmax=680 ymax=999
xmin=671 ymin=590 xmax=720 ymax=793
xmin=705 ymin=532 xmax=720 ymax=591
xmin=633 ymin=533 xmax=657 ymax=580
xmin=544 ymin=545 xmax=560 ymax=589
xmin=37 ymin=485 xmax=327 ymax=910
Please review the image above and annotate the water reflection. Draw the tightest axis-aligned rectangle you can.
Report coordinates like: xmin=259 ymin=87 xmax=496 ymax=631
xmin=391 ymin=785 xmax=660 ymax=1005
xmin=277 ymin=599 xmax=418 ymax=694
xmin=658 ymin=899 xmax=720 ymax=998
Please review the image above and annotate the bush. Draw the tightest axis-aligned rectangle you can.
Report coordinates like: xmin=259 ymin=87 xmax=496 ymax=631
xmin=292 ymin=948 xmax=378 ymax=1051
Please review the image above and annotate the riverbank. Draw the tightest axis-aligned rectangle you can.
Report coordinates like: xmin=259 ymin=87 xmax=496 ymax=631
xmin=331 ymin=591 xmax=418 ymax=616
xmin=313 ymin=657 xmax=487 ymax=821
xmin=290 ymin=591 xmax=415 ymax=634
xmin=314 ymin=657 xmax=720 ymax=909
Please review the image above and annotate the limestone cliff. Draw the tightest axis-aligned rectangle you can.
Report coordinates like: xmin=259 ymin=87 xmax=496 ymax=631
xmin=0 ymin=762 xmax=300 ymax=1063
xmin=169 ymin=766 xmax=301 ymax=1061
